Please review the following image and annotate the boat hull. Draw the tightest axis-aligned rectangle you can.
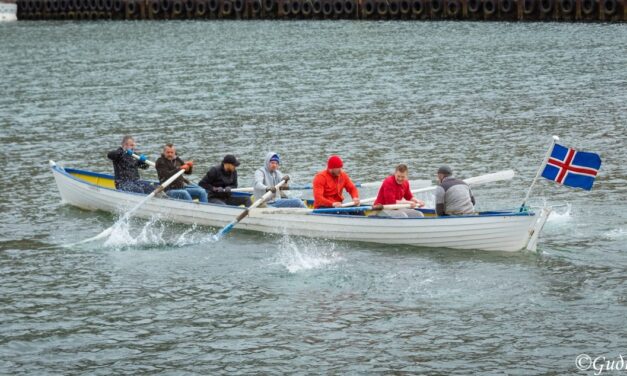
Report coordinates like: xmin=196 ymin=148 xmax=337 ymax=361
xmin=51 ymin=162 xmax=539 ymax=252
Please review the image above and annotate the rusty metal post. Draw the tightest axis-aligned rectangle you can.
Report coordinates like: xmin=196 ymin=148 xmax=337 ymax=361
xmin=517 ymin=0 xmax=523 ymax=19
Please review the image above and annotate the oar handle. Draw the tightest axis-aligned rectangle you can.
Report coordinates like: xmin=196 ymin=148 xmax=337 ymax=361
xmin=131 ymin=152 xmax=156 ymax=167
xmin=153 ymin=168 xmax=186 ymax=195
xmin=250 ymin=177 xmax=289 ymax=209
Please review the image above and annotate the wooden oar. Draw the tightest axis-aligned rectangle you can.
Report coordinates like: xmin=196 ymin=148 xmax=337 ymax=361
xmin=213 ymin=176 xmax=289 ymax=241
xmin=231 ymin=179 xmax=432 ymax=193
xmin=345 ymin=169 xmax=516 ymax=207
xmin=70 ymin=165 xmax=189 ymax=245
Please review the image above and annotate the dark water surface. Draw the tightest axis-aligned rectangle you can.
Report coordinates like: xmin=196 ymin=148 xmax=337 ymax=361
xmin=1 ymin=21 xmax=626 ymax=374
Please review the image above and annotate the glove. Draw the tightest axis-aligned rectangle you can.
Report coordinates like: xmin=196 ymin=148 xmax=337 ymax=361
xmin=282 ymin=175 xmax=290 ymax=182
xmin=125 ymin=149 xmax=134 ymax=156
xmin=224 ymin=186 xmax=231 ymax=193
xmin=266 ymin=186 xmax=277 ymax=194
xmin=213 ymin=187 xmax=225 ymax=193
xmin=138 ymin=154 xmax=147 ymax=163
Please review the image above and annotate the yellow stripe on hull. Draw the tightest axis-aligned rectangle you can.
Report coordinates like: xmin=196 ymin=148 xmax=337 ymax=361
xmin=69 ymin=172 xmax=116 ymax=189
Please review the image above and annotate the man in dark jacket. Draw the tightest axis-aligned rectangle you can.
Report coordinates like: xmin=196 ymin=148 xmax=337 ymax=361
xmin=199 ymin=154 xmax=252 ymax=207
xmin=155 ymin=143 xmax=208 ymax=203
xmin=107 ymin=135 xmax=153 ymax=194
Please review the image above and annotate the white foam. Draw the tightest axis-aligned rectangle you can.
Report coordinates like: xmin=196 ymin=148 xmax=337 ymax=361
xmin=602 ymin=228 xmax=627 ymax=240
xmin=92 ymin=216 xmax=214 ymax=249
xmin=547 ymin=203 xmax=572 ymax=224
xmin=103 ymin=216 xmax=167 ymax=248
xmin=273 ymin=235 xmax=344 ymax=273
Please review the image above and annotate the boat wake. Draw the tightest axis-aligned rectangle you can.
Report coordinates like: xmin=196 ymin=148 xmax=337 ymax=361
xmin=273 ymin=234 xmax=344 ymax=273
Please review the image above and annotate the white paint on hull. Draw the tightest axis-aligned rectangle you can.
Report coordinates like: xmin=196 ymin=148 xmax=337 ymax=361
xmin=51 ymin=162 xmax=541 ymax=252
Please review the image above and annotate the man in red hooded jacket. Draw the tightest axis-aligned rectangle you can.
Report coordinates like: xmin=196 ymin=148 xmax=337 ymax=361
xmin=312 ymin=155 xmax=360 ymax=209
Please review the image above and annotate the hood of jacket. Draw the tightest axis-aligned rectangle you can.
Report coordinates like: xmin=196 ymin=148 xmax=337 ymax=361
xmin=264 ymin=152 xmax=279 ymax=172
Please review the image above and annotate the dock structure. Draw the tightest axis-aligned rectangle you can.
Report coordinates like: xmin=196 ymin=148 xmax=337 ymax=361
xmin=15 ymin=0 xmax=626 ymax=21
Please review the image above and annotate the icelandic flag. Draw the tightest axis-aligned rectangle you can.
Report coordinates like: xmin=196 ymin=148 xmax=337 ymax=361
xmin=541 ymin=143 xmax=601 ymax=191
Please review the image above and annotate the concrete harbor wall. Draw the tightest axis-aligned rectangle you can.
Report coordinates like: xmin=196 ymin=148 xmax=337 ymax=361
xmin=15 ymin=0 xmax=626 ymax=21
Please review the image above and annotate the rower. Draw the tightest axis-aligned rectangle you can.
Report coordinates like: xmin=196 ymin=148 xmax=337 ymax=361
xmin=199 ymin=154 xmax=252 ymax=207
xmin=155 ymin=143 xmax=207 ymax=203
xmin=312 ymin=155 xmax=360 ymax=209
xmin=107 ymin=135 xmax=153 ymax=194
xmin=372 ymin=164 xmax=425 ymax=218
xmin=434 ymin=165 xmax=476 ymax=216
xmin=253 ymin=152 xmax=305 ymax=208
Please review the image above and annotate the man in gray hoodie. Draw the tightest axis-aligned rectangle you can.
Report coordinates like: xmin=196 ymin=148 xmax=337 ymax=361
xmin=434 ymin=165 xmax=475 ymax=216
xmin=254 ymin=152 xmax=306 ymax=208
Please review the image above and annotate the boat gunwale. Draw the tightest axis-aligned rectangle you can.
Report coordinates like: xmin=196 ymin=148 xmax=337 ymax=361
xmin=53 ymin=164 xmax=536 ymax=220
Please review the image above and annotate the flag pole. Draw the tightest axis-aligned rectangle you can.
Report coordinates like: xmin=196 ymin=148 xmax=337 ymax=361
xmin=520 ymin=135 xmax=559 ymax=211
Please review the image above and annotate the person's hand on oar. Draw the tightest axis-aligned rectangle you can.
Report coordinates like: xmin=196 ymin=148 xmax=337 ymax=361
xmin=372 ymin=198 xmax=424 ymax=211
xmin=213 ymin=175 xmax=290 ymax=241
xmin=333 ymin=196 xmax=359 ymax=208
xmin=129 ymin=151 xmax=156 ymax=167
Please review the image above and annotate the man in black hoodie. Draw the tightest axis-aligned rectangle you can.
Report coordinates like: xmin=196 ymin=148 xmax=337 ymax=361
xmin=107 ymin=135 xmax=153 ymax=194
xmin=199 ymin=154 xmax=252 ymax=207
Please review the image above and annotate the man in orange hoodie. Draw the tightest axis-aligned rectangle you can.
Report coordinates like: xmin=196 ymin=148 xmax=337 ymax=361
xmin=313 ymin=155 xmax=360 ymax=209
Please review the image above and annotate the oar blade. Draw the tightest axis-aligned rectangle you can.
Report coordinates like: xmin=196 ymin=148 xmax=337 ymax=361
xmin=213 ymin=179 xmax=288 ymax=241
xmin=213 ymin=221 xmax=236 ymax=241
xmin=464 ymin=169 xmax=515 ymax=186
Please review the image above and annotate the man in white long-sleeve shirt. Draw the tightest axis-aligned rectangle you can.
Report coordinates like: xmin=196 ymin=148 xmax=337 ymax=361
xmin=253 ymin=152 xmax=306 ymax=208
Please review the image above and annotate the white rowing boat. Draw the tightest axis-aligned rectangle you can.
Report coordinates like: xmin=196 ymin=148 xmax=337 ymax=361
xmin=50 ymin=161 xmax=551 ymax=252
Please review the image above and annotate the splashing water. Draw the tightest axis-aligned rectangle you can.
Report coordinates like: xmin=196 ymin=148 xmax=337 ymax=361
xmin=102 ymin=217 xmax=221 ymax=249
xmin=273 ymin=234 xmax=344 ymax=273
xmin=64 ymin=211 xmax=216 ymax=250
xmin=65 ymin=193 xmax=160 ymax=247
xmin=102 ymin=216 xmax=167 ymax=248
xmin=547 ymin=203 xmax=572 ymax=224
xmin=602 ymin=227 xmax=627 ymax=240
